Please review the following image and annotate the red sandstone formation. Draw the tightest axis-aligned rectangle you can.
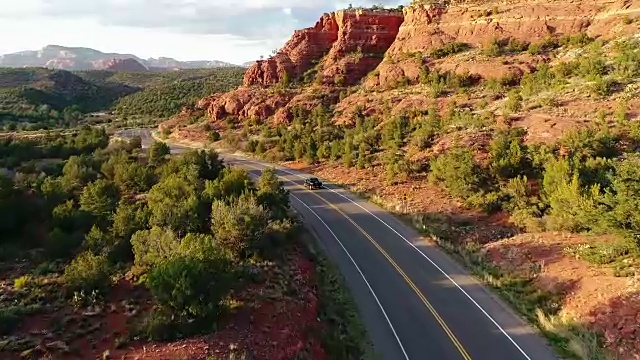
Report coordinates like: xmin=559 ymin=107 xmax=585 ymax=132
xmin=198 ymin=9 xmax=404 ymax=124
xmin=242 ymin=13 xmax=339 ymax=87
xmin=102 ymin=58 xmax=148 ymax=71
xmin=370 ymin=0 xmax=640 ymax=87
xmin=169 ymin=0 xmax=640 ymax=127
xmin=243 ymin=9 xmax=403 ymax=88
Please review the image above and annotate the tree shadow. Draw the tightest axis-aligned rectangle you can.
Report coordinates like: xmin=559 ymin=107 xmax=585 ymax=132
xmin=580 ymin=290 xmax=640 ymax=356
xmin=409 ymin=210 xmax=521 ymax=245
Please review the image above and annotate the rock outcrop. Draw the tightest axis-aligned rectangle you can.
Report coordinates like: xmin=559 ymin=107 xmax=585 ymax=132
xmin=168 ymin=0 xmax=640 ymax=131
xmin=369 ymin=0 xmax=640 ymax=88
xmin=243 ymin=9 xmax=403 ymax=88
xmin=102 ymin=58 xmax=149 ymax=72
xmin=193 ymin=9 xmax=404 ymax=125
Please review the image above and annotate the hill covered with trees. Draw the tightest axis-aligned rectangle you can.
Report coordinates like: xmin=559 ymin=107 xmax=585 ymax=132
xmin=161 ymin=1 xmax=640 ymax=357
xmin=0 ymin=133 xmax=369 ymax=358
xmin=0 ymin=67 xmax=246 ymax=131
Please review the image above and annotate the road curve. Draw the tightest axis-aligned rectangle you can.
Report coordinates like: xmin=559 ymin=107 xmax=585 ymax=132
xmin=117 ymin=129 xmax=559 ymax=360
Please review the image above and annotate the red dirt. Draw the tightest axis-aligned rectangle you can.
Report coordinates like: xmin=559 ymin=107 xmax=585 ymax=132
xmin=283 ymin=158 xmax=640 ymax=358
xmin=0 ymin=248 xmax=327 ymax=360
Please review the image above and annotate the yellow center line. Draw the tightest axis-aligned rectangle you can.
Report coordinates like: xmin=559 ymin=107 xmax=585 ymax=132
xmin=242 ymin=162 xmax=473 ymax=360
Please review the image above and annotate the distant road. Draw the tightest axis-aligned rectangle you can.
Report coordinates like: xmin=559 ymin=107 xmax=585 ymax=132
xmin=118 ymin=129 xmax=558 ymax=360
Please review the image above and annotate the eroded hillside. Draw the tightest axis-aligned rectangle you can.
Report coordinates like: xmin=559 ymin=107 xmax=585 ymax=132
xmin=162 ymin=1 xmax=640 ymax=358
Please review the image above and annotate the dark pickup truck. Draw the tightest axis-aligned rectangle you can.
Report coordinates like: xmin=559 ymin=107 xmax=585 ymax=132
xmin=304 ymin=177 xmax=323 ymax=190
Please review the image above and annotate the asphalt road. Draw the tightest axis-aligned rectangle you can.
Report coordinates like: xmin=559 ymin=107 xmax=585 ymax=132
xmin=117 ymin=129 xmax=559 ymax=360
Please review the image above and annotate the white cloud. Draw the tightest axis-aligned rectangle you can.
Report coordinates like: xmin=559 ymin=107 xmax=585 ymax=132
xmin=0 ymin=0 xmax=406 ymax=63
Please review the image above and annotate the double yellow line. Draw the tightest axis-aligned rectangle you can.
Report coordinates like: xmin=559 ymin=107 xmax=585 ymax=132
xmin=242 ymin=162 xmax=472 ymax=360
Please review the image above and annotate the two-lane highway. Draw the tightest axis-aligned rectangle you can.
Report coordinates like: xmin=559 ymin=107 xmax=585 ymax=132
xmin=118 ymin=129 xmax=558 ymax=360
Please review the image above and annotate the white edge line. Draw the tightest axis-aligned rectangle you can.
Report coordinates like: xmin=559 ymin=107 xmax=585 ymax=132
xmin=142 ymin=135 xmax=530 ymax=358
xmin=288 ymin=194 xmax=410 ymax=360
xmin=237 ymin=161 xmax=410 ymax=360
xmin=235 ymin=157 xmax=533 ymax=360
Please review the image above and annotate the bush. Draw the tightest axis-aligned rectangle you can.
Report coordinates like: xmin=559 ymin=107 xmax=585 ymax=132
xmin=0 ymin=305 xmax=40 ymax=336
xmin=146 ymin=255 xmax=235 ymax=319
xmin=429 ymin=42 xmax=470 ymax=59
xmin=489 ymin=129 xmax=528 ymax=179
xmin=209 ymin=131 xmax=221 ymax=142
xmin=429 ymin=148 xmax=484 ymax=199
xmin=63 ymin=251 xmax=111 ymax=293
xmin=483 ymin=38 xmax=503 ymax=57
xmin=13 ymin=275 xmax=32 ymax=290
xmin=131 ymin=227 xmax=180 ymax=273
xmin=211 ymin=194 xmax=270 ymax=259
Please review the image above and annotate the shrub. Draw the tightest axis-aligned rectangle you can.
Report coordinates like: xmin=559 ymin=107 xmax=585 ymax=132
xmin=210 ymin=194 xmax=270 ymax=259
xmin=146 ymin=255 xmax=235 ymax=319
xmin=63 ymin=251 xmax=111 ymax=293
xmin=0 ymin=305 xmax=40 ymax=336
xmin=483 ymin=38 xmax=503 ymax=57
xmin=13 ymin=275 xmax=32 ymax=290
xmin=44 ymin=227 xmax=84 ymax=260
xmin=489 ymin=129 xmax=528 ymax=179
xmin=429 ymin=148 xmax=484 ymax=199
xmin=506 ymin=38 xmax=529 ymax=53
xmin=209 ymin=131 xmax=221 ymax=142
xmin=429 ymin=42 xmax=470 ymax=59
xmin=590 ymin=76 xmax=615 ymax=97
xmin=131 ymin=227 xmax=180 ymax=273
xmin=503 ymin=89 xmax=523 ymax=114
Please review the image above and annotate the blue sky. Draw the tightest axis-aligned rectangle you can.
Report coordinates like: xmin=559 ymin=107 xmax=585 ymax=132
xmin=0 ymin=0 xmax=405 ymax=64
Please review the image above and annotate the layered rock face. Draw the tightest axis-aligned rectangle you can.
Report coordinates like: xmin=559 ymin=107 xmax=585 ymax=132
xmin=369 ymin=0 xmax=640 ymax=87
xmin=243 ymin=9 xmax=403 ymax=88
xmin=242 ymin=13 xmax=339 ymax=87
xmin=389 ymin=0 xmax=637 ymax=56
xmin=197 ymin=9 xmax=404 ymax=124
xmin=171 ymin=0 xmax=640 ymax=131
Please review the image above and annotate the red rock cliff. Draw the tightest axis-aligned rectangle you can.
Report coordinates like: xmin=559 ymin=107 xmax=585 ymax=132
xmin=196 ymin=9 xmax=404 ymax=124
xmin=388 ymin=0 xmax=637 ymax=56
xmin=367 ymin=0 xmax=640 ymax=88
xmin=243 ymin=13 xmax=339 ymax=87
xmin=243 ymin=9 xmax=403 ymax=87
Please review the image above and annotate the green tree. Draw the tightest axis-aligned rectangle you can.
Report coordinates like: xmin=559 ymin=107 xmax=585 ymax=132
xmin=149 ymin=141 xmax=171 ymax=167
xmin=114 ymin=161 xmax=156 ymax=193
xmin=79 ymin=179 xmax=120 ymax=221
xmin=62 ymin=155 xmax=96 ymax=190
xmin=146 ymin=254 xmax=235 ymax=319
xmin=489 ymin=129 xmax=528 ymax=179
xmin=211 ymin=193 xmax=270 ymax=259
xmin=112 ymin=200 xmax=150 ymax=240
xmin=64 ymin=251 xmax=111 ymax=293
xmin=343 ymin=140 xmax=353 ymax=167
xmin=147 ymin=174 xmax=203 ymax=235
xmin=83 ymin=225 xmax=114 ymax=255
xmin=330 ymin=140 xmax=342 ymax=161
xmin=305 ymin=137 xmax=318 ymax=164
xmin=256 ymin=167 xmax=290 ymax=219
xmin=203 ymin=167 xmax=253 ymax=201
xmin=429 ymin=148 xmax=484 ymax=199
xmin=357 ymin=142 xmax=368 ymax=169
xmin=131 ymin=227 xmax=180 ymax=272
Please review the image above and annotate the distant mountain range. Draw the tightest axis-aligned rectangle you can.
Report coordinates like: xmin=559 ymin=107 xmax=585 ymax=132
xmin=0 ymin=45 xmax=251 ymax=71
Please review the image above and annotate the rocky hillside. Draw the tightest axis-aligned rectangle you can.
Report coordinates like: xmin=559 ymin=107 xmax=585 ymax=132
xmin=163 ymin=1 xmax=640 ymax=358
xmin=194 ymin=8 xmax=404 ymax=124
xmin=165 ymin=1 xmax=639 ymax=129
xmin=102 ymin=58 xmax=149 ymax=72
xmin=0 ymin=45 xmax=238 ymax=71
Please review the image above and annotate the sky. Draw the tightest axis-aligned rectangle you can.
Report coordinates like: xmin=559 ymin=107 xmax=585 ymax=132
xmin=0 ymin=0 xmax=405 ymax=65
